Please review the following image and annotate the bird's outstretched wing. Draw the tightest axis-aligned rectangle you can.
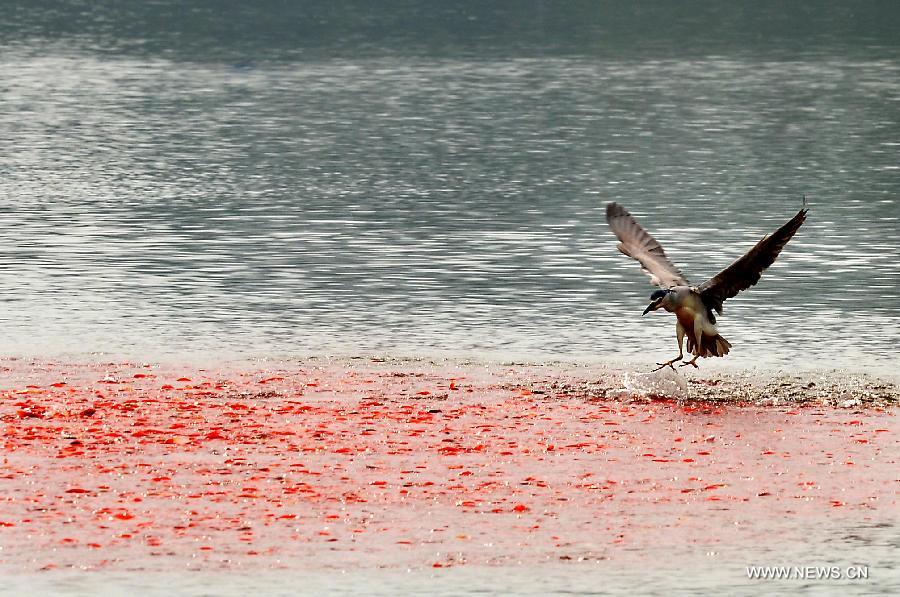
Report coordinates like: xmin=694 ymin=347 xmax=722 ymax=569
xmin=699 ymin=208 xmax=807 ymax=314
xmin=605 ymin=202 xmax=689 ymax=288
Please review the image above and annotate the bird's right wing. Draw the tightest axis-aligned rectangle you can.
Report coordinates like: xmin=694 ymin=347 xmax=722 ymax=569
xmin=605 ymin=202 xmax=689 ymax=288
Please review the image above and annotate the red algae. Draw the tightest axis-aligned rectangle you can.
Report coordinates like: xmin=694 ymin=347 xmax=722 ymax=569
xmin=0 ymin=359 xmax=896 ymax=574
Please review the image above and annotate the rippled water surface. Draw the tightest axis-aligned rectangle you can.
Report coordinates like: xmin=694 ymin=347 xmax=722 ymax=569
xmin=1 ymin=4 xmax=899 ymax=597
xmin=1 ymin=9 xmax=898 ymax=374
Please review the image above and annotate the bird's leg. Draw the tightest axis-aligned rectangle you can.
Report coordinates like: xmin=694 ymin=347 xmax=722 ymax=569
xmin=678 ymin=315 xmax=704 ymax=369
xmin=653 ymin=323 xmax=685 ymax=371
xmin=679 ymin=355 xmax=700 ymax=368
xmin=693 ymin=314 xmax=704 ymax=355
xmin=652 ymin=356 xmax=681 ymax=372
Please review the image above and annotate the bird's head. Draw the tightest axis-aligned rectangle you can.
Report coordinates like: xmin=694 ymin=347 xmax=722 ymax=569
xmin=642 ymin=289 xmax=671 ymax=316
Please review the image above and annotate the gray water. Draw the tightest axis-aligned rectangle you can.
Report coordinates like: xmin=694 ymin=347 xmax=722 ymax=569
xmin=4 ymin=518 xmax=898 ymax=596
xmin=1 ymin=4 xmax=899 ymax=373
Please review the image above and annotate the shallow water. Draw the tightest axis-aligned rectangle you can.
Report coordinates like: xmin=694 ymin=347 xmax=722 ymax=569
xmin=7 ymin=539 xmax=900 ymax=597
xmin=0 ymin=360 xmax=896 ymax=595
xmin=1 ymin=9 xmax=898 ymax=373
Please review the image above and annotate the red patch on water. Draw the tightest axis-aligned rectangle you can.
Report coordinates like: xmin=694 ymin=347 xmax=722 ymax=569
xmin=0 ymin=361 xmax=896 ymax=573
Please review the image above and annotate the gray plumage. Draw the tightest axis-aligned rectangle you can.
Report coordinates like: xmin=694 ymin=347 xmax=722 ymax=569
xmin=605 ymin=202 xmax=807 ymax=369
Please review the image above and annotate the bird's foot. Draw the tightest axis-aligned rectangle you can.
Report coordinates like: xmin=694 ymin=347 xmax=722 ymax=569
xmin=652 ymin=356 xmax=682 ymax=372
xmin=678 ymin=358 xmax=699 ymax=369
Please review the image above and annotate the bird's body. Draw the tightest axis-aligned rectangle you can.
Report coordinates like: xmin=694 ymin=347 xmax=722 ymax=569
xmin=660 ymin=286 xmax=731 ymax=361
xmin=605 ymin=202 xmax=806 ymax=369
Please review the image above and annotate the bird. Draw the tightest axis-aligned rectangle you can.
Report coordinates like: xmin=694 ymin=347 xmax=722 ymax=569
xmin=605 ymin=201 xmax=807 ymax=371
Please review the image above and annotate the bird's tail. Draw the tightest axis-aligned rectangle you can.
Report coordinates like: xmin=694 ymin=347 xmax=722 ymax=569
xmin=687 ymin=333 xmax=732 ymax=358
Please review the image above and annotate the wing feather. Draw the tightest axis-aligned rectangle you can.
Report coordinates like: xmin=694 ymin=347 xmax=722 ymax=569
xmin=699 ymin=208 xmax=807 ymax=314
xmin=605 ymin=202 xmax=689 ymax=288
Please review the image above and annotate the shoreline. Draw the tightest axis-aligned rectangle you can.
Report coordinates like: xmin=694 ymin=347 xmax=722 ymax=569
xmin=3 ymin=355 xmax=898 ymax=408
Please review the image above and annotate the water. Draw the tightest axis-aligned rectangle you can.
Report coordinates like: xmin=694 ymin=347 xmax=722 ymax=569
xmin=3 ymin=48 xmax=897 ymax=371
xmin=3 ymin=510 xmax=898 ymax=595
xmin=0 ymin=4 xmax=898 ymax=591
xmin=1 ymin=4 xmax=899 ymax=373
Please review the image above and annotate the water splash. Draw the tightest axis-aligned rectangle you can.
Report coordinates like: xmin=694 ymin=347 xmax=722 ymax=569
xmin=621 ymin=367 xmax=690 ymax=400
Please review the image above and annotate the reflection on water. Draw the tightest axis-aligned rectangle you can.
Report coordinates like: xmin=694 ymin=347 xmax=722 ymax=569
xmin=0 ymin=52 xmax=897 ymax=372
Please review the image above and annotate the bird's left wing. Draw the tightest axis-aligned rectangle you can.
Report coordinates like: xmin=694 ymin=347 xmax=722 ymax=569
xmin=699 ymin=207 xmax=807 ymax=314
xmin=606 ymin=202 xmax=689 ymax=288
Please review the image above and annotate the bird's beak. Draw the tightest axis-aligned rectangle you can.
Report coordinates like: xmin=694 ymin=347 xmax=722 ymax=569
xmin=642 ymin=300 xmax=660 ymax=316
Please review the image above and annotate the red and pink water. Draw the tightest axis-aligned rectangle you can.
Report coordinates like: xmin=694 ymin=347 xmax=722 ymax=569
xmin=0 ymin=359 xmax=896 ymax=587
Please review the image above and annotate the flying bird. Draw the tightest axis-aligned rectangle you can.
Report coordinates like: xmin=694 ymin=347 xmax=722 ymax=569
xmin=605 ymin=202 xmax=807 ymax=370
